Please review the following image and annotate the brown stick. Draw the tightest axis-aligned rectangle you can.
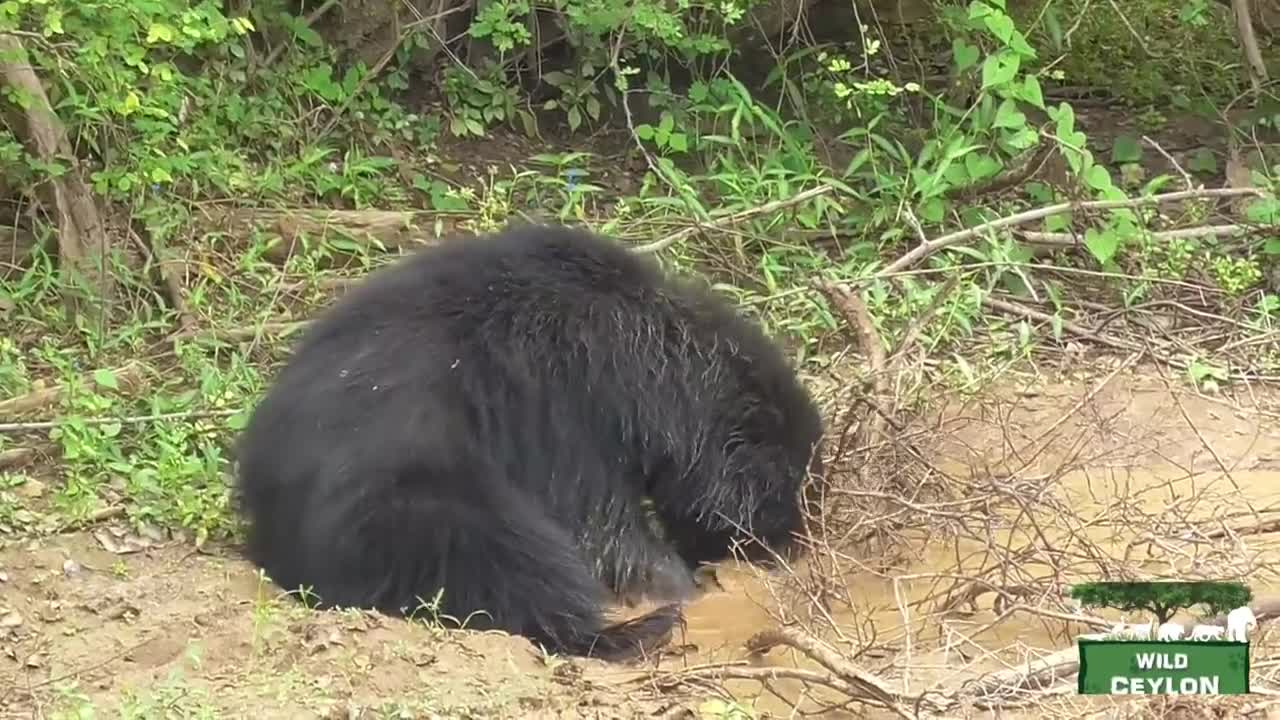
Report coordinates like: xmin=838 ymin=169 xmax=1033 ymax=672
xmin=630 ymin=185 xmax=834 ymax=254
xmin=0 ymin=34 xmax=114 ymax=308
xmin=746 ymin=627 xmax=945 ymax=716
xmin=1019 ymin=224 xmax=1254 ymax=245
xmin=873 ymin=187 xmax=1264 ymax=280
xmin=0 ymin=360 xmax=148 ymax=417
xmin=980 ymin=295 xmax=1143 ymax=352
xmin=0 ymin=447 xmax=35 ymax=469
xmin=814 ymin=281 xmax=890 ymax=446
xmin=171 ymin=319 xmax=309 ymax=345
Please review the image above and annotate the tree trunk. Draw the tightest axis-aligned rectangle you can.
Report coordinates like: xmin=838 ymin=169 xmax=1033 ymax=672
xmin=0 ymin=33 xmax=115 ymax=316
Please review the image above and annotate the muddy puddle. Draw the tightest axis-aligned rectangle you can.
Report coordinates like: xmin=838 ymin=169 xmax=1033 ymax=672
xmin=3 ymin=364 xmax=1280 ymax=718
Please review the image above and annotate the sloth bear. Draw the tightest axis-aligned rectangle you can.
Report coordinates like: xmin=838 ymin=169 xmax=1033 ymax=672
xmin=234 ymin=224 xmax=825 ymax=661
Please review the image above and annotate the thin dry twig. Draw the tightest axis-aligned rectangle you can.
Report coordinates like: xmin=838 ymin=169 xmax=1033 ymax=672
xmin=630 ymin=185 xmax=834 ymax=254
xmin=873 ymin=186 xmax=1264 ymax=280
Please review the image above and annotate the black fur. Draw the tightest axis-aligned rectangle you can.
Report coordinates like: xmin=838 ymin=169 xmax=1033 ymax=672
xmin=234 ymin=224 xmax=825 ymax=661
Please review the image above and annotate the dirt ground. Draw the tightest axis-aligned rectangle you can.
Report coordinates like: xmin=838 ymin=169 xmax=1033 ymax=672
xmin=4 ymin=359 xmax=1280 ymax=719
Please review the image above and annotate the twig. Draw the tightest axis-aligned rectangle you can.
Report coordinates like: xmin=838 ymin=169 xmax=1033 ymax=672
xmin=630 ymin=185 xmax=834 ymax=254
xmin=885 ymin=275 xmax=961 ymax=372
xmin=958 ymin=645 xmax=1081 ymax=700
xmin=127 ymin=227 xmax=195 ymax=332
xmin=1166 ymin=377 xmax=1246 ymax=493
xmin=0 ymin=447 xmax=35 ymax=469
xmin=873 ymin=187 xmax=1265 ymax=280
xmin=1019 ymin=224 xmax=1255 ymax=245
xmin=0 ymin=408 xmax=240 ymax=433
xmin=980 ymin=295 xmax=1142 ymax=352
xmin=746 ymin=627 xmax=941 ymax=717
xmin=1143 ymin=136 xmax=1194 ymax=189
xmin=1199 ymin=517 xmax=1280 ymax=541
xmin=170 ymin=319 xmax=309 ymax=344
xmin=814 ymin=281 xmax=889 ymax=446
xmin=261 ymin=0 xmax=341 ymax=67
xmin=1008 ymin=351 xmax=1142 ymax=479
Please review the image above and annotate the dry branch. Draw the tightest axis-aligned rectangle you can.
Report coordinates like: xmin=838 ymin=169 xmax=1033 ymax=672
xmin=814 ymin=281 xmax=890 ymax=447
xmin=204 ymin=207 xmax=465 ymax=262
xmin=630 ymin=185 xmax=834 ymax=254
xmin=0 ymin=447 xmax=34 ymax=469
xmin=0 ymin=33 xmax=114 ymax=309
xmin=1019 ymin=224 xmax=1256 ymax=246
xmin=872 ymin=186 xmax=1265 ymax=280
xmin=746 ymin=627 xmax=946 ymax=716
xmin=958 ymin=645 xmax=1080 ymax=703
xmin=981 ymin=295 xmax=1143 ymax=353
xmin=171 ymin=319 xmax=309 ymax=345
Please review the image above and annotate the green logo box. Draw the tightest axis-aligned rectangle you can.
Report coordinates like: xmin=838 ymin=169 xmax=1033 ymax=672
xmin=1077 ymin=640 xmax=1250 ymax=695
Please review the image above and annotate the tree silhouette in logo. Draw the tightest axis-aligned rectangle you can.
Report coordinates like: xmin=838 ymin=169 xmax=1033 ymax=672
xmin=1071 ymin=581 xmax=1252 ymax=625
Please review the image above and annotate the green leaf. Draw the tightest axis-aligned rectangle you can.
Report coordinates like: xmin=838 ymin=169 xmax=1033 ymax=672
xmin=981 ymin=50 xmax=1020 ymax=89
xmin=227 ymin=412 xmax=249 ymax=431
xmin=1053 ymin=102 xmax=1075 ymax=137
xmin=1084 ymin=227 xmax=1120 ymax=264
xmin=635 ymin=123 xmax=655 ymax=141
xmin=120 ymin=91 xmax=141 ymax=116
xmin=1187 ymin=148 xmax=1218 ymax=174
xmin=668 ymin=132 xmax=688 ymax=153
xmin=983 ymin=12 xmax=1016 ymax=43
xmin=920 ymin=197 xmax=946 ymax=223
xmin=1262 ymin=238 xmax=1280 ymax=255
xmin=1083 ymin=164 xmax=1113 ymax=191
xmin=964 ymin=152 xmax=1001 ymax=180
xmin=993 ymin=99 xmax=1025 ymax=129
xmin=968 ymin=1 xmax=995 ymax=20
xmin=953 ymin=39 xmax=980 ymax=72
xmin=146 ymin=23 xmax=176 ymax=44
xmin=93 ymin=368 xmax=119 ymax=390
xmin=1245 ymin=197 xmax=1280 ymax=225
xmin=567 ymin=105 xmax=582 ymax=132
xmin=1111 ymin=134 xmax=1142 ymax=163
xmin=1021 ymin=75 xmax=1044 ymax=109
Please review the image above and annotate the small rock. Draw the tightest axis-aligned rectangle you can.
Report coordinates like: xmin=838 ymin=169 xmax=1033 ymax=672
xmin=62 ymin=559 xmax=81 ymax=576
xmin=0 ymin=611 xmax=22 ymax=628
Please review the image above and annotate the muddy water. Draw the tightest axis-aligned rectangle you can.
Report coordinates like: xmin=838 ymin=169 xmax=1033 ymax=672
xmin=665 ymin=370 xmax=1280 ymax=717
